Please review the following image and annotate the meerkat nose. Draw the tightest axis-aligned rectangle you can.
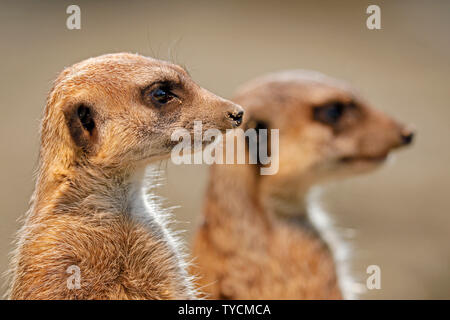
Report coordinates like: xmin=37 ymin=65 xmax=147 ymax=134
xmin=228 ymin=110 xmax=244 ymax=127
xmin=401 ymin=131 xmax=414 ymax=145
xmin=400 ymin=127 xmax=415 ymax=145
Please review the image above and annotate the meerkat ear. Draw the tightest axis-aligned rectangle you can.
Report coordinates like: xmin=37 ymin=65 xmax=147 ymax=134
xmin=63 ymin=103 xmax=98 ymax=152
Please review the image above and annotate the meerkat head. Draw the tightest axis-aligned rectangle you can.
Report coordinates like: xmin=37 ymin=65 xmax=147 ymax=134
xmin=233 ymin=70 xmax=414 ymax=215
xmin=40 ymin=53 xmax=243 ymax=173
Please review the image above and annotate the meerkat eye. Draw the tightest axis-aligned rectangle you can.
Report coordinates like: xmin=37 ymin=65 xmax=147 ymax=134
xmin=313 ymin=102 xmax=345 ymax=125
xmin=150 ymin=85 xmax=176 ymax=105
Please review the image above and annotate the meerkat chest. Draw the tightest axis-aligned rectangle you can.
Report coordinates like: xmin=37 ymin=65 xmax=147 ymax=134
xmin=12 ymin=212 xmax=183 ymax=299
xmin=219 ymin=221 xmax=340 ymax=299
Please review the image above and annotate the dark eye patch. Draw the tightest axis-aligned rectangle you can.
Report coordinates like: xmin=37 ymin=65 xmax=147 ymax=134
xmin=313 ymin=101 xmax=346 ymax=125
xmin=141 ymin=81 xmax=180 ymax=107
xmin=151 ymin=85 xmax=175 ymax=104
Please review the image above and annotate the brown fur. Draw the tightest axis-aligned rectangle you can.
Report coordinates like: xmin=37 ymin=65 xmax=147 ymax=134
xmin=192 ymin=70 xmax=413 ymax=299
xmin=7 ymin=53 xmax=243 ymax=299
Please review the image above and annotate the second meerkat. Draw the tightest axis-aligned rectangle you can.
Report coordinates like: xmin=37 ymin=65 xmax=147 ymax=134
xmin=192 ymin=70 xmax=414 ymax=299
xmin=8 ymin=53 xmax=244 ymax=299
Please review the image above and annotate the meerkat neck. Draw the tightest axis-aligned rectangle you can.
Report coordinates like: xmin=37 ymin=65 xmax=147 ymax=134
xmin=266 ymin=190 xmax=309 ymax=218
xmin=24 ymin=159 xmax=197 ymax=299
xmin=204 ymin=165 xmax=272 ymax=249
xmin=126 ymin=166 xmax=199 ymax=298
xmin=203 ymin=163 xmax=326 ymax=248
xmin=204 ymin=164 xmax=262 ymax=220
xmin=31 ymin=159 xmax=135 ymax=217
xmin=204 ymin=164 xmax=314 ymax=222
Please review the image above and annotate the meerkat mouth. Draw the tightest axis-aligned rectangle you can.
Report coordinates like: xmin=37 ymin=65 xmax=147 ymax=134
xmin=340 ymin=153 xmax=388 ymax=164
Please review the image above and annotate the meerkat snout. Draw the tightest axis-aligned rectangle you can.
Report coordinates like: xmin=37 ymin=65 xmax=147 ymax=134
xmin=400 ymin=127 xmax=414 ymax=145
xmin=227 ymin=109 xmax=244 ymax=127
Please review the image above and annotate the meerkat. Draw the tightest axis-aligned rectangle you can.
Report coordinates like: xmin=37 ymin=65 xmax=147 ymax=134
xmin=7 ymin=53 xmax=244 ymax=299
xmin=191 ymin=70 xmax=414 ymax=299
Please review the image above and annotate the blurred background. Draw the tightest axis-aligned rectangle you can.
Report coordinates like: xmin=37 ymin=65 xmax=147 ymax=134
xmin=0 ymin=0 xmax=449 ymax=299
